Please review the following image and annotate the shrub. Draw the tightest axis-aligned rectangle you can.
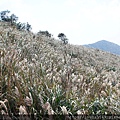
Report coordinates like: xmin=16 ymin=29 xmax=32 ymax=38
xmin=37 ymin=30 xmax=52 ymax=37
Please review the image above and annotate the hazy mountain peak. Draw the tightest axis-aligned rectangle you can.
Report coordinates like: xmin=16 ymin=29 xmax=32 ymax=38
xmin=85 ymin=40 xmax=120 ymax=55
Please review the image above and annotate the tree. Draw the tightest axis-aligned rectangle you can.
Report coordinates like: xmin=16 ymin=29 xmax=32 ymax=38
xmin=16 ymin=22 xmax=26 ymax=30
xmin=0 ymin=10 xmax=18 ymax=25
xmin=16 ymin=22 xmax=32 ymax=31
xmin=58 ymin=33 xmax=68 ymax=44
xmin=26 ymin=22 xmax=32 ymax=31
xmin=0 ymin=10 xmax=32 ymax=32
xmin=0 ymin=10 xmax=10 ymax=22
xmin=10 ymin=14 xmax=18 ymax=25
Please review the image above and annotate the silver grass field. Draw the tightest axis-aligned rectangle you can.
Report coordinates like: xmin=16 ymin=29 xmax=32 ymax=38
xmin=0 ymin=22 xmax=120 ymax=119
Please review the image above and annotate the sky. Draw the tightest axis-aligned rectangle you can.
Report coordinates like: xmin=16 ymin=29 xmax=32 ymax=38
xmin=0 ymin=0 xmax=120 ymax=45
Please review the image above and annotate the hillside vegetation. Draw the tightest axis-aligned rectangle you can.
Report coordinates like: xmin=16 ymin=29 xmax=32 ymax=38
xmin=0 ymin=22 xmax=120 ymax=119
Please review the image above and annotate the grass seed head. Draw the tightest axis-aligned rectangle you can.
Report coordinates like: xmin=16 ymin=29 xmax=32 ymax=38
xmin=101 ymin=90 xmax=107 ymax=97
xmin=19 ymin=105 xmax=28 ymax=115
xmin=60 ymin=106 xmax=68 ymax=115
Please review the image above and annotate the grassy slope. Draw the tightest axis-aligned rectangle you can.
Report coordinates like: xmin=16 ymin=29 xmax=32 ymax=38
xmin=0 ymin=22 xmax=120 ymax=119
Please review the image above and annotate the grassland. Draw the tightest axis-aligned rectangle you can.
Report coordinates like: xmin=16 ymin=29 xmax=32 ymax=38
xmin=0 ymin=21 xmax=120 ymax=119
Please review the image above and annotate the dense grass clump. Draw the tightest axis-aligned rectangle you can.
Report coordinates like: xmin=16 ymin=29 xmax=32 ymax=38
xmin=0 ymin=22 xmax=120 ymax=119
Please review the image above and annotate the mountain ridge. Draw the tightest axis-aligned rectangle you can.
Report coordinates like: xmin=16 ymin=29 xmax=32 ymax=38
xmin=84 ymin=40 xmax=120 ymax=55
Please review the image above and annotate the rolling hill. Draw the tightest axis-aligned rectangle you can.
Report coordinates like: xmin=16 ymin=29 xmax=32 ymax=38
xmin=0 ymin=21 xmax=120 ymax=119
xmin=84 ymin=40 xmax=120 ymax=55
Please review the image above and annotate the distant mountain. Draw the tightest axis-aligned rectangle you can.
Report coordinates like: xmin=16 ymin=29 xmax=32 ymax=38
xmin=84 ymin=40 xmax=120 ymax=55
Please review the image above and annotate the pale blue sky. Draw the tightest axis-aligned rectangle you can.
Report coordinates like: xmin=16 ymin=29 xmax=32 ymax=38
xmin=0 ymin=0 xmax=120 ymax=45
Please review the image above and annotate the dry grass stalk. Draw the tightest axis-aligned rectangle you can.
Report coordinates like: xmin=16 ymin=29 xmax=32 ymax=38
xmin=0 ymin=99 xmax=8 ymax=114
